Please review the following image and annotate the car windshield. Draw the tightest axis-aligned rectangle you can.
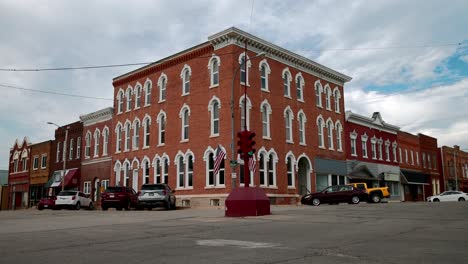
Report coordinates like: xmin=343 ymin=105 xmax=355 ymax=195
xmin=58 ymin=191 xmax=76 ymax=196
xmin=142 ymin=184 xmax=165 ymax=190
xmin=105 ymin=187 xmax=125 ymax=193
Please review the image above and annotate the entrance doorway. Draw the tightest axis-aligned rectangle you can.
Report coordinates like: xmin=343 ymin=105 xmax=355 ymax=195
xmin=297 ymin=157 xmax=311 ymax=196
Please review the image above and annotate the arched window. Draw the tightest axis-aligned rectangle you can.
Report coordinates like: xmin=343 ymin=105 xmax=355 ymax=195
xmin=208 ymin=97 xmax=221 ymax=136
xmin=208 ymin=56 xmax=220 ymax=87
xmin=282 ymin=68 xmax=292 ymax=97
xmin=144 ymin=80 xmax=152 ymax=106
xmin=333 ymin=87 xmax=341 ymax=113
xmin=133 ymin=119 xmax=140 ymax=150
xmin=56 ymin=142 xmax=61 ymax=162
xmin=143 ymin=116 xmax=151 ymax=148
xmin=335 ymin=121 xmax=343 ymax=151
xmin=117 ymin=89 xmax=124 ymax=114
xmin=325 ymin=85 xmax=332 ymax=110
xmin=181 ymin=64 xmax=191 ymax=95
xmin=326 ymin=119 xmax=334 ymax=150
xmin=317 ymin=116 xmax=325 ymax=148
xmin=163 ymin=156 xmax=169 ymax=183
xmin=94 ymin=129 xmax=100 ymax=157
xmin=123 ymin=161 xmax=130 ymax=187
xmin=179 ymin=105 xmax=190 ymax=141
xmin=142 ymin=159 xmax=150 ymax=184
xmin=177 ymin=156 xmax=185 ymax=188
xmin=239 ymin=96 xmax=251 ymax=130
xmin=134 ymin=84 xmax=142 ymax=109
xmin=69 ymin=138 xmax=74 ymax=160
xmin=260 ymin=100 xmax=272 ymax=139
xmin=205 ymin=147 xmax=226 ymax=187
xmin=114 ymin=161 xmax=121 ymax=186
xmin=85 ymin=131 xmax=91 ymax=158
xmin=239 ymin=53 xmax=251 ymax=85
xmin=125 ymin=121 xmax=131 ymax=151
xmin=284 ymin=107 xmax=294 ymax=143
xmin=285 ymin=152 xmax=296 ymax=188
xmin=259 ymin=59 xmax=271 ymax=91
xmin=102 ymin=127 xmax=109 ymax=156
xmin=157 ymin=111 xmax=166 ymax=145
xmin=158 ymin=73 xmax=167 ymax=102
xmin=258 ymin=148 xmax=277 ymax=187
xmin=154 ymin=158 xmax=161 ymax=183
xmin=296 ymin=73 xmax=304 ymax=101
xmin=298 ymin=110 xmax=307 ymax=145
xmin=115 ymin=124 xmax=122 ymax=153
xmin=315 ymin=81 xmax=323 ymax=107
xmin=126 ymin=87 xmax=133 ymax=111
xmin=76 ymin=137 xmax=81 ymax=158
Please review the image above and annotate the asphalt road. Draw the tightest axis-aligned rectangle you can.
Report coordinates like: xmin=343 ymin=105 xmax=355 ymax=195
xmin=1 ymin=202 xmax=467 ymax=264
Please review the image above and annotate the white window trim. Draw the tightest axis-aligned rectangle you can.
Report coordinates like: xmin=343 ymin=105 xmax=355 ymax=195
xmin=204 ymin=146 xmax=226 ymax=188
xmin=282 ymin=67 xmax=292 ymax=98
xmin=325 ymin=84 xmax=332 ymax=111
xmin=132 ymin=118 xmax=141 ymax=151
xmin=350 ymin=131 xmax=358 ymax=157
xmin=102 ymin=127 xmax=109 ymax=156
xmin=32 ymin=156 xmax=39 ymax=170
xmin=335 ymin=121 xmax=343 ymax=152
xmin=125 ymin=86 xmax=133 ymax=112
xmin=385 ymin=140 xmax=391 ymax=162
xmin=297 ymin=110 xmax=307 ymax=146
xmin=317 ymin=115 xmax=325 ymax=149
xmin=326 ymin=118 xmax=334 ymax=150
xmin=333 ymin=87 xmax=341 ymax=113
xmin=284 ymin=106 xmax=294 ymax=144
xmin=180 ymin=64 xmax=192 ymax=96
xmin=117 ymin=89 xmax=124 ymax=114
xmin=93 ymin=129 xmax=100 ymax=158
xmin=144 ymin=79 xmax=152 ymax=107
xmin=361 ymin=134 xmax=369 ymax=158
xmin=239 ymin=95 xmax=252 ymax=131
xmin=115 ymin=124 xmax=122 ymax=154
xmin=295 ymin=72 xmax=305 ymax=102
xmin=259 ymin=59 xmax=271 ymax=92
xmin=41 ymin=154 xmax=47 ymax=169
xmin=315 ymin=80 xmax=323 ymax=108
xmin=157 ymin=110 xmax=167 ymax=146
xmin=142 ymin=115 xmax=151 ymax=148
xmin=208 ymin=55 xmax=221 ymax=88
xmin=238 ymin=52 xmax=252 ymax=86
xmin=378 ymin=139 xmax=383 ymax=161
xmin=179 ymin=104 xmax=191 ymax=142
xmin=371 ymin=137 xmax=378 ymax=160
xmin=285 ymin=151 xmax=296 ymax=188
xmin=157 ymin=73 xmax=168 ymax=103
xmin=208 ymin=96 xmax=221 ymax=137
xmin=260 ymin=99 xmax=272 ymax=139
xmin=134 ymin=83 xmax=142 ymax=110
xmin=257 ymin=148 xmax=278 ymax=188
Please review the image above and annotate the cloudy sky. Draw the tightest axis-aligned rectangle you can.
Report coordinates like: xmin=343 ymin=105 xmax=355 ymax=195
xmin=1 ymin=0 xmax=467 ymax=169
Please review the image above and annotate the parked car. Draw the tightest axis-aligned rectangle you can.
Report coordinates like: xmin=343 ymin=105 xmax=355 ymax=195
xmin=137 ymin=184 xmax=176 ymax=210
xmin=55 ymin=190 xmax=94 ymax=210
xmin=37 ymin=196 xmax=56 ymax=210
xmin=426 ymin=191 xmax=468 ymax=202
xmin=101 ymin=186 xmax=138 ymax=211
xmin=347 ymin=182 xmax=390 ymax=203
xmin=301 ymin=185 xmax=368 ymax=206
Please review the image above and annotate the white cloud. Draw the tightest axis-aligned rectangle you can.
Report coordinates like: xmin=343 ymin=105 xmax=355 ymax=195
xmin=460 ymin=55 xmax=468 ymax=63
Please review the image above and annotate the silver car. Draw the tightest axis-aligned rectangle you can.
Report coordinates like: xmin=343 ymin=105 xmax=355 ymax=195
xmin=137 ymin=184 xmax=176 ymax=210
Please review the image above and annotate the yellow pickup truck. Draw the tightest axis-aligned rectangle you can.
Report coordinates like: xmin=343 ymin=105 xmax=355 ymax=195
xmin=347 ymin=183 xmax=390 ymax=203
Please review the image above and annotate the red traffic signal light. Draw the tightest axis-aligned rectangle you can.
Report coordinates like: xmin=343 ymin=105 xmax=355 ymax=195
xmin=247 ymin=131 xmax=256 ymax=156
xmin=237 ymin=130 xmax=256 ymax=158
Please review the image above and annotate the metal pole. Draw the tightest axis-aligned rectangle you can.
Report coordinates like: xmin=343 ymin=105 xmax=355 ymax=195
xmin=454 ymin=150 xmax=458 ymax=191
xmin=62 ymin=127 xmax=68 ymax=191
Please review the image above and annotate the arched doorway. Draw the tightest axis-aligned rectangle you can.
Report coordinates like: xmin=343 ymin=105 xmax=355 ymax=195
xmin=297 ymin=157 xmax=311 ymax=196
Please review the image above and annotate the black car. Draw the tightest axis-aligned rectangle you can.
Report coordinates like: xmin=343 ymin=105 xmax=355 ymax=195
xmin=301 ymin=185 xmax=368 ymax=206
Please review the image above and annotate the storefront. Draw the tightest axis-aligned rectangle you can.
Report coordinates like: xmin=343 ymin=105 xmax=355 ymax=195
xmin=49 ymin=168 xmax=80 ymax=195
xmin=401 ymin=170 xmax=430 ymax=201
xmin=315 ymin=158 xmax=347 ymax=192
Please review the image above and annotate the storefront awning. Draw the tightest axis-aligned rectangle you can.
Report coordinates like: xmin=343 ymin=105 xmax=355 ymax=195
xmin=50 ymin=169 xmax=80 ymax=188
xmin=401 ymin=170 xmax=430 ymax=185
xmin=346 ymin=175 xmax=376 ymax=181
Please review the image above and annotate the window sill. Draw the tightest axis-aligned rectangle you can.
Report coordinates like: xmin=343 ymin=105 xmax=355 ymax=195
xmin=85 ymin=157 xmax=90 ymax=160
xmin=300 ymin=143 xmax=307 ymax=146
xmin=93 ymin=155 xmax=99 ymax=158
xmin=261 ymin=89 xmax=270 ymax=93
xmin=240 ymin=82 xmax=250 ymax=87
xmin=260 ymin=185 xmax=278 ymax=189
xmin=132 ymin=148 xmax=139 ymax=151
xmin=134 ymin=107 xmax=140 ymax=110
xmin=158 ymin=100 xmax=166 ymax=103
xmin=204 ymin=185 xmax=226 ymax=189
xmin=144 ymin=104 xmax=151 ymax=108
xmin=123 ymin=150 xmax=130 ymax=153
xmin=335 ymin=110 xmax=341 ymax=114
xmin=326 ymin=107 xmax=332 ymax=111
xmin=181 ymin=93 xmax=190 ymax=97
xmin=41 ymin=167 xmax=46 ymax=169
xmin=263 ymin=136 xmax=271 ymax=140
xmin=125 ymin=110 xmax=131 ymax=113
xmin=287 ymin=186 xmax=296 ymax=190
xmin=115 ymin=151 xmax=121 ymax=154
xmin=337 ymin=149 xmax=343 ymax=152
xmin=284 ymin=95 xmax=292 ymax=99
xmin=318 ymin=146 xmax=326 ymax=149
xmin=351 ymin=154 xmax=358 ymax=157
xmin=239 ymin=184 xmax=256 ymax=187
xmin=180 ymin=139 xmax=189 ymax=143
xmin=175 ymin=187 xmax=194 ymax=191
xmin=286 ymin=140 xmax=294 ymax=144
xmin=328 ymin=148 xmax=334 ymax=151
xmin=157 ymin=143 xmax=165 ymax=147
xmin=209 ymin=134 xmax=219 ymax=138
xmin=33 ymin=168 xmax=38 ymax=171
xmin=142 ymin=146 xmax=149 ymax=150
xmin=209 ymin=84 xmax=219 ymax=89
xmin=297 ymin=99 xmax=304 ymax=103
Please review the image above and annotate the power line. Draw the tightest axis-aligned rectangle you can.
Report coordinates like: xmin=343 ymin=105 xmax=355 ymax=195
xmin=0 ymin=83 xmax=113 ymax=101
xmin=318 ymin=42 xmax=463 ymax=52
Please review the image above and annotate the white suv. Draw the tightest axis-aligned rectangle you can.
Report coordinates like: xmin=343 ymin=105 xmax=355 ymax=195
xmin=55 ymin=190 xmax=94 ymax=210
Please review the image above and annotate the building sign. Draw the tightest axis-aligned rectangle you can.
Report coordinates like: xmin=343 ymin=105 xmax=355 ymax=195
xmin=384 ymin=173 xmax=400 ymax=182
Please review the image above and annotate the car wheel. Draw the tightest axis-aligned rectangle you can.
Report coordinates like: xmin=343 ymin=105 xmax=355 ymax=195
xmin=88 ymin=202 xmax=94 ymax=210
xmin=101 ymin=206 xmax=108 ymax=211
xmin=124 ymin=201 xmax=131 ymax=211
xmin=433 ymin=198 xmax=440 ymax=202
xmin=312 ymin=198 xmax=320 ymax=206
xmin=371 ymin=194 xmax=381 ymax=203
xmin=75 ymin=202 xmax=81 ymax=210
xmin=458 ymin=197 xmax=465 ymax=202
xmin=351 ymin=196 xmax=360 ymax=204
xmin=171 ymin=199 xmax=176 ymax=210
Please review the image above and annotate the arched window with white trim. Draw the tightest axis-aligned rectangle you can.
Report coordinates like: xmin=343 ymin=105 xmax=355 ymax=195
xmin=298 ymin=110 xmax=307 ymax=145
xmin=124 ymin=121 xmax=131 ymax=151
xmin=259 ymin=59 xmax=271 ymax=91
xmin=258 ymin=148 xmax=278 ymax=187
xmin=115 ymin=123 xmax=122 ymax=153
xmin=125 ymin=87 xmax=133 ymax=111
xmin=326 ymin=118 xmax=334 ymax=150
xmin=296 ymin=73 xmax=305 ymax=101
xmin=158 ymin=73 xmax=167 ymax=102
xmin=114 ymin=161 xmax=121 ymax=186
xmin=208 ymin=55 xmax=220 ymax=87
xmin=239 ymin=96 xmax=251 ymax=130
xmin=239 ymin=53 xmax=251 ymax=86
xmin=144 ymin=80 xmax=152 ymax=106
xmin=117 ymin=89 xmax=124 ymax=114
xmin=325 ymin=84 xmax=332 ymax=110
xmin=315 ymin=81 xmax=323 ymax=107
xmin=208 ymin=96 xmax=221 ymax=137
xmin=143 ymin=115 xmax=151 ymax=148
xmin=179 ymin=104 xmax=190 ymax=141
xmin=285 ymin=152 xmax=296 ymax=188
xmin=284 ymin=106 xmax=294 ymax=143
xmin=134 ymin=83 xmax=142 ymax=109
xmin=85 ymin=131 xmax=91 ymax=158
xmin=317 ymin=115 xmax=325 ymax=148
xmin=102 ymin=127 xmax=109 ymax=156
xmin=132 ymin=118 xmax=140 ymax=150
xmin=142 ymin=158 xmax=150 ymax=184
xmin=94 ymin=129 xmax=100 ymax=157
xmin=260 ymin=100 xmax=272 ymax=139
xmin=333 ymin=87 xmax=341 ymax=113
xmin=69 ymin=138 xmax=74 ymax=160
xmin=204 ymin=146 xmax=226 ymax=187
xmin=180 ymin=64 xmax=191 ymax=96
xmin=162 ymin=156 xmax=169 ymax=183
xmin=335 ymin=121 xmax=343 ymax=151
xmin=157 ymin=111 xmax=166 ymax=145
xmin=282 ymin=68 xmax=292 ymax=98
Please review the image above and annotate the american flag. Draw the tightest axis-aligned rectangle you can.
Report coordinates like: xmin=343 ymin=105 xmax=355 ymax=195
xmin=248 ymin=155 xmax=256 ymax=175
xmin=213 ymin=145 xmax=225 ymax=176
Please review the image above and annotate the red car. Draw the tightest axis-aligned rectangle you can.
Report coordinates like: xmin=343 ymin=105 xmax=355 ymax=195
xmin=301 ymin=185 xmax=368 ymax=206
xmin=101 ymin=186 xmax=138 ymax=211
xmin=37 ymin=196 xmax=56 ymax=210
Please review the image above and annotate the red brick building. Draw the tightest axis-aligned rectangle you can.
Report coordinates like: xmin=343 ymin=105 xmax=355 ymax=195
xmin=398 ymin=132 xmax=440 ymax=201
xmin=29 ymin=140 xmax=52 ymax=206
xmin=110 ymin=27 xmax=351 ymax=206
xmin=49 ymin=121 xmax=83 ymax=194
xmin=344 ymin=111 xmax=401 ymax=200
xmin=80 ymin=107 xmax=113 ymax=204
xmin=439 ymin=145 xmax=468 ymax=193
xmin=8 ymin=137 xmax=31 ymax=209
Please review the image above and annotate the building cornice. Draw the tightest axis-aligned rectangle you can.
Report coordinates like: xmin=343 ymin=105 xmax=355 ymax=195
xmin=345 ymin=110 xmax=400 ymax=134
xmin=208 ymin=27 xmax=352 ymax=86
xmin=80 ymin=107 xmax=114 ymax=126
xmin=82 ymin=156 xmax=112 ymax=165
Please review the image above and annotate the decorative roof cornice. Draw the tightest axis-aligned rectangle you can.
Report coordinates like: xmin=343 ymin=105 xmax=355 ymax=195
xmin=208 ymin=27 xmax=352 ymax=85
xmin=80 ymin=107 xmax=114 ymax=126
xmin=345 ymin=110 xmax=400 ymax=134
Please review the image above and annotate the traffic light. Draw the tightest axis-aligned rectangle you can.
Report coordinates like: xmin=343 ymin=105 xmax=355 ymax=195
xmin=237 ymin=130 xmax=256 ymax=159
xmin=247 ymin=132 xmax=256 ymax=156
xmin=237 ymin=132 xmax=245 ymax=159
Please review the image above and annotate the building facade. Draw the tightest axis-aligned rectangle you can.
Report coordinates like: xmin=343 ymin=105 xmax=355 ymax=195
xmin=110 ymin=27 xmax=351 ymax=206
xmin=8 ymin=137 xmax=31 ymax=209
xmin=49 ymin=121 xmax=83 ymax=194
xmin=440 ymin=145 xmax=468 ymax=193
xmin=344 ymin=111 xmax=402 ymax=200
xmin=29 ymin=140 xmax=52 ymax=206
xmin=80 ymin=107 xmax=113 ymax=204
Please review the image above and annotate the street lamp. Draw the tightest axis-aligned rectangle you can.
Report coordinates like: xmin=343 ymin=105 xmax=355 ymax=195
xmin=47 ymin=122 xmax=69 ymax=191
xmin=230 ymin=51 xmax=265 ymax=188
